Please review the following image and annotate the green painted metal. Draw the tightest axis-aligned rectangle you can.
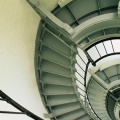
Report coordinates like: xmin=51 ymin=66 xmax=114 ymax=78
xmin=27 ymin=0 xmax=74 ymax=37
xmin=27 ymin=0 xmax=120 ymax=120
xmin=58 ymin=0 xmax=73 ymax=8
xmin=87 ymin=64 xmax=120 ymax=120
xmin=89 ymin=69 xmax=109 ymax=90
xmin=33 ymin=19 xmax=93 ymax=120
xmin=107 ymin=91 xmax=117 ymax=120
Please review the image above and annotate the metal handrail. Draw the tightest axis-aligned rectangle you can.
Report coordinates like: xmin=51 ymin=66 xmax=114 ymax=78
xmin=0 ymin=90 xmax=43 ymax=120
xmin=75 ymin=48 xmax=100 ymax=120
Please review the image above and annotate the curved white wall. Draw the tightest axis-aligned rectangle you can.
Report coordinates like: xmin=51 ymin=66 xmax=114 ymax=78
xmin=0 ymin=0 xmax=58 ymax=119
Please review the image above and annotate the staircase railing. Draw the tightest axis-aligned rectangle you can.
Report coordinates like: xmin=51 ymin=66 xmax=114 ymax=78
xmin=75 ymin=47 xmax=101 ymax=120
xmin=0 ymin=90 xmax=43 ymax=120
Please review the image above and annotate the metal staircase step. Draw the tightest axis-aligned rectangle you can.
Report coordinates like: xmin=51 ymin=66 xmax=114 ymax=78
xmin=41 ymin=47 xmax=71 ymax=66
xmin=92 ymin=106 xmax=106 ymax=110
xmin=87 ymin=91 xmax=106 ymax=99
xmin=43 ymin=32 xmax=71 ymax=56
xmin=47 ymin=94 xmax=78 ymax=106
xmin=89 ymin=80 xmax=107 ymax=93
xmin=41 ymin=60 xmax=71 ymax=76
xmin=43 ymin=82 xmax=73 ymax=87
xmin=57 ymin=108 xmax=87 ymax=120
xmin=41 ymin=56 xmax=71 ymax=69
xmin=44 ymin=92 xmax=76 ymax=96
xmin=87 ymin=78 xmax=111 ymax=120
xmin=75 ymin=113 xmax=91 ymax=120
xmin=88 ymin=95 xmax=105 ymax=102
xmin=98 ymin=114 xmax=111 ymax=120
xmin=52 ymin=102 xmax=81 ymax=116
xmin=88 ymin=86 xmax=106 ymax=96
xmin=90 ymin=101 xmax=105 ymax=106
xmin=42 ymin=73 xmax=73 ymax=85
xmin=42 ymin=43 xmax=70 ymax=60
xmin=41 ymin=69 xmax=71 ymax=78
xmin=96 ymin=110 xmax=108 ymax=114
xmin=44 ymin=85 xmax=75 ymax=95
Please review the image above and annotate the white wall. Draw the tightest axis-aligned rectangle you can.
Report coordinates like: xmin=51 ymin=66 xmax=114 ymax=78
xmin=0 ymin=0 xmax=58 ymax=119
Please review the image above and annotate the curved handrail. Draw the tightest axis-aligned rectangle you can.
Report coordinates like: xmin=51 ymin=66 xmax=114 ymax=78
xmin=0 ymin=90 xmax=43 ymax=120
xmin=85 ymin=38 xmax=120 ymax=66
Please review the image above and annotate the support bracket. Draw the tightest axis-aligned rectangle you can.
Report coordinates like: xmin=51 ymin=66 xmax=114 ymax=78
xmin=44 ymin=113 xmax=54 ymax=118
xmin=26 ymin=0 xmax=74 ymax=37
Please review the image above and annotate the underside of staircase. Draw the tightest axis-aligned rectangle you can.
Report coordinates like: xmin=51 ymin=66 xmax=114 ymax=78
xmin=27 ymin=0 xmax=120 ymax=120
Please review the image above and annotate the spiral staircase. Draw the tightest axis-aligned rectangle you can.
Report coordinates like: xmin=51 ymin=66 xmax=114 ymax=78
xmin=27 ymin=0 xmax=120 ymax=120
